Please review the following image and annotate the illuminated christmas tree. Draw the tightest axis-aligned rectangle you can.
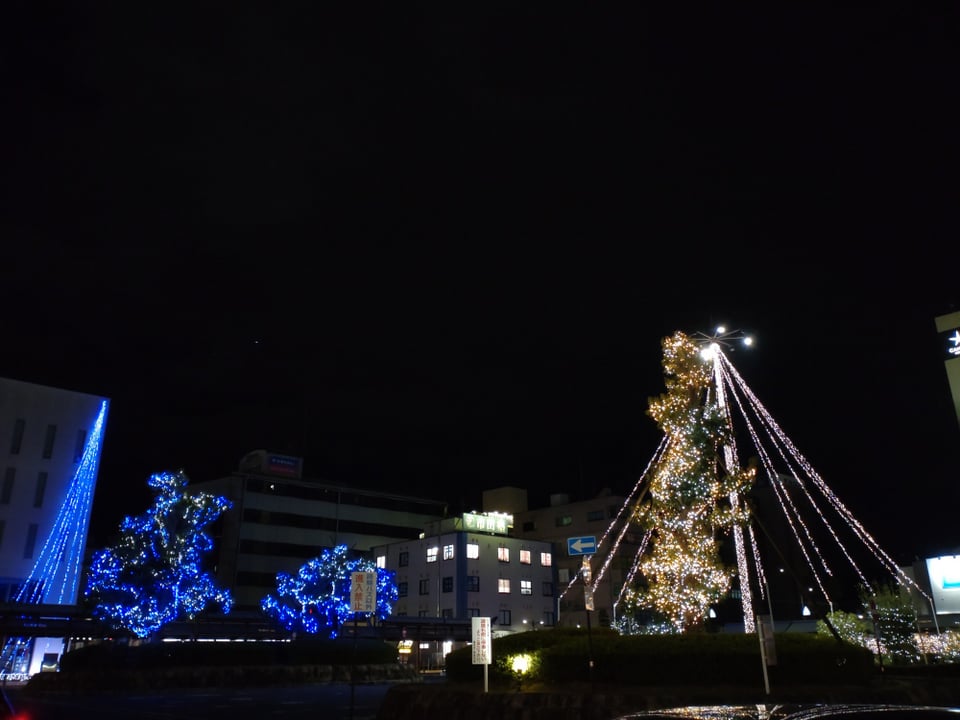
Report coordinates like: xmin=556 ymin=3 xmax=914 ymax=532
xmin=626 ymin=331 xmax=755 ymax=632
xmin=84 ymin=470 xmax=234 ymax=638
xmin=260 ymin=544 xmax=398 ymax=638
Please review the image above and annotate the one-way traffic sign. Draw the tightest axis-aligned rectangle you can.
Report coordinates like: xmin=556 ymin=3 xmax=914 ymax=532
xmin=567 ymin=536 xmax=597 ymax=555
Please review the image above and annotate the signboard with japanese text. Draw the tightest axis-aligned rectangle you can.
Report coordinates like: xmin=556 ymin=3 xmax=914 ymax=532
xmin=463 ymin=512 xmax=513 ymax=536
xmin=471 ymin=616 xmax=492 ymax=665
xmin=350 ymin=571 xmax=377 ymax=613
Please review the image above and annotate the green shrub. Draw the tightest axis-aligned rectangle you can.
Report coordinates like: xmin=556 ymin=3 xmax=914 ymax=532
xmin=59 ymin=637 xmax=396 ymax=672
xmin=444 ymin=629 xmax=874 ymax=686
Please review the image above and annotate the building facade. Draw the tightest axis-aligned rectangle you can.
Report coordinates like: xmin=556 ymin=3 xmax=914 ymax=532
xmin=0 ymin=377 xmax=109 ymax=676
xmin=508 ymin=487 xmax=638 ymax=630
xmin=191 ymin=450 xmax=449 ymax=611
xmin=935 ymin=309 xmax=960 ymax=433
xmin=371 ymin=510 xmax=557 ymax=667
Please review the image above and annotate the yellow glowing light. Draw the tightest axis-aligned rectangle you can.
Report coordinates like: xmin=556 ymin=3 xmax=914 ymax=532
xmin=510 ymin=654 xmax=531 ymax=675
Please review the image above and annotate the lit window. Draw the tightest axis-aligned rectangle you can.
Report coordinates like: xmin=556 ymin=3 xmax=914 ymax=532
xmin=376 ymin=555 xmax=386 ymax=568
xmin=519 ymin=549 xmax=531 ymax=565
xmin=466 ymin=543 xmax=479 ymax=559
xmin=498 ymin=578 xmax=511 ymax=594
xmin=540 ymin=552 xmax=552 ymax=567
xmin=426 ymin=546 xmax=438 ymax=563
xmin=498 ymin=546 xmax=510 ymax=563
xmin=520 ymin=580 xmax=532 ymax=595
xmin=443 ymin=544 xmax=454 ymax=560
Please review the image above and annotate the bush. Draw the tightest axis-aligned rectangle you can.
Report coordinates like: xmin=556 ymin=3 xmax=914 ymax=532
xmin=444 ymin=629 xmax=874 ymax=687
xmin=59 ymin=637 xmax=397 ymax=672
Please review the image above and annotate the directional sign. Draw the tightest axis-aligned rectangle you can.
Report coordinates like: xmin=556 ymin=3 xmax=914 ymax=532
xmin=567 ymin=536 xmax=597 ymax=556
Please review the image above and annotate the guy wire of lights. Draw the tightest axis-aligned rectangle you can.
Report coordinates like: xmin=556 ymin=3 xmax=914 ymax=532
xmin=564 ymin=327 xmax=934 ymax=635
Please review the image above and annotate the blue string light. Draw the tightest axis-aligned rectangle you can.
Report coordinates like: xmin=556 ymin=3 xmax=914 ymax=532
xmin=261 ymin=544 xmax=398 ymax=638
xmin=84 ymin=469 xmax=234 ymax=638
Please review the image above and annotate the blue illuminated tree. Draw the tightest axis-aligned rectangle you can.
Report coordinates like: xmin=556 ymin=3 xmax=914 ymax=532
xmin=84 ymin=470 xmax=234 ymax=638
xmin=261 ymin=544 xmax=398 ymax=638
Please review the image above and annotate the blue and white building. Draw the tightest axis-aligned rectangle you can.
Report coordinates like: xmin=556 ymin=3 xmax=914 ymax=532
xmin=0 ymin=377 xmax=109 ymax=677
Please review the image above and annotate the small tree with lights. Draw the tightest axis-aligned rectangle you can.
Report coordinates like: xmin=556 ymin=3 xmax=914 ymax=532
xmin=622 ymin=331 xmax=755 ymax=633
xmin=260 ymin=544 xmax=399 ymax=638
xmin=85 ymin=470 xmax=234 ymax=639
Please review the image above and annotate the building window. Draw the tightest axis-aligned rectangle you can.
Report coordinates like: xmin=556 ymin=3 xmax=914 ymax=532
xmin=1 ymin=468 xmax=14 ymax=505
xmin=399 ymin=551 xmax=409 ymax=567
xmin=376 ymin=555 xmax=386 ymax=568
xmin=522 ymin=520 xmax=535 ymax=532
xmin=542 ymin=581 xmax=553 ymax=596
xmin=441 ymin=608 xmax=453 ymax=619
xmin=467 ymin=608 xmax=480 ymax=618
xmin=442 ymin=576 xmax=453 ymax=593
xmin=555 ymin=515 xmax=572 ymax=527
xmin=418 ymin=579 xmax=430 ymax=595
xmin=443 ymin=544 xmax=454 ymax=560
xmin=466 ymin=542 xmax=479 ymax=559
xmin=398 ymin=582 xmax=408 ymax=598
xmin=33 ymin=471 xmax=47 ymax=508
xmin=498 ymin=610 xmax=511 ymax=626
xmin=497 ymin=546 xmax=510 ymax=563
xmin=519 ymin=549 xmax=531 ymax=565
xmin=466 ymin=576 xmax=479 ymax=592
xmin=540 ymin=552 xmax=552 ymax=567
xmin=558 ymin=568 xmax=570 ymax=583
xmin=42 ymin=424 xmax=57 ymax=459
xmin=9 ymin=419 xmax=25 ymax=455
xmin=426 ymin=546 xmax=438 ymax=563
xmin=520 ymin=580 xmax=532 ymax=595
xmin=418 ymin=610 xmax=428 ymax=618
xmin=24 ymin=523 xmax=38 ymax=559
xmin=586 ymin=509 xmax=605 ymax=522
xmin=542 ymin=611 xmax=555 ymax=627
xmin=73 ymin=429 xmax=87 ymax=462
xmin=498 ymin=578 xmax=510 ymax=594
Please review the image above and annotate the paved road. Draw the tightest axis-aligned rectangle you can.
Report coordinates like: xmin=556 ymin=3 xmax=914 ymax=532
xmin=5 ymin=682 xmax=398 ymax=720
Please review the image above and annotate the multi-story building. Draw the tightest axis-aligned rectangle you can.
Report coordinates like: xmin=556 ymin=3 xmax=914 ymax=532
xmin=191 ymin=450 xmax=449 ymax=610
xmin=371 ymin=507 xmax=557 ymax=667
xmin=0 ymin=376 xmax=109 ymax=676
xmin=508 ymin=486 xmax=637 ymax=630
xmin=935 ymin=309 xmax=960 ymax=432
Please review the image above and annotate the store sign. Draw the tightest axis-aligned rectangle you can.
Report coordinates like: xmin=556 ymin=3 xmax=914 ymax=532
xmin=463 ymin=512 xmax=513 ymax=535
xmin=945 ymin=329 xmax=960 ymax=359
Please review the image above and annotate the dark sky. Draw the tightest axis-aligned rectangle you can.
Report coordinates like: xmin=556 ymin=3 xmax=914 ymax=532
xmin=3 ymin=6 xmax=959 ymax=562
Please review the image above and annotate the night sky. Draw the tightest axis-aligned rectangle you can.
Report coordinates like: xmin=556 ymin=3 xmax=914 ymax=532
xmin=3 ymin=6 xmax=959 ymax=564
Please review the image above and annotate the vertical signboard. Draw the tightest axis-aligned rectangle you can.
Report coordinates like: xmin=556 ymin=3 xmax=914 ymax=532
xmin=471 ymin=616 xmax=491 ymax=664
xmin=471 ymin=616 xmax=492 ymax=693
xmin=350 ymin=571 xmax=377 ymax=613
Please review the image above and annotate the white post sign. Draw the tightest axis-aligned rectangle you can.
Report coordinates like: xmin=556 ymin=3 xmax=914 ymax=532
xmin=350 ymin=571 xmax=377 ymax=613
xmin=471 ymin=616 xmax=492 ymax=693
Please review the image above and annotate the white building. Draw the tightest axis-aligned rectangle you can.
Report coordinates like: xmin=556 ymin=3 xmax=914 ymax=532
xmin=192 ymin=450 xmax=450 ymax=610
xmin=0 ymin=377 xmax=109 ymax=677
xmin=371 ymin=510 xmax=557 ymax=668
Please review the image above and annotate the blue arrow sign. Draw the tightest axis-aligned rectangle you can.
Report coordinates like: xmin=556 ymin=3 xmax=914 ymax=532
xmin=567 ymin=536 xmax=597 ymax=556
